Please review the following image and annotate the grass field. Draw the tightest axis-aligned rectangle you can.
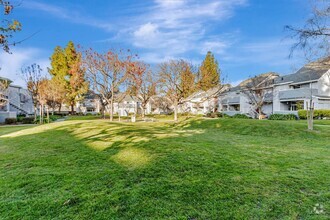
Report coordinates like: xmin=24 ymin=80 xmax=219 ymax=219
xmin=0 ymin=118 xmax=330 ymax=219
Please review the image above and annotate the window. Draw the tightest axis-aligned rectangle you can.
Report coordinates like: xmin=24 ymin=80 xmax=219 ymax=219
xmin=291 ymin=85 xmax=301 ymax=89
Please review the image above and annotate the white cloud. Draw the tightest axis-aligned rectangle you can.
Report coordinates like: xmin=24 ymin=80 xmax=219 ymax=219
xmin=134 ymin=23 xmax=159 ymax=38
xmin=103 ymin=0 xmax=247 ymax=63
xmin=23 ymin=1 xmax=112 ymax=31
xmin=154 ymin=0 xmax=187 ymax=8
xmin=0 ymin=48 xmax=49 ymax=87
xmin=133 ymin=23 xmax=160 ymax=45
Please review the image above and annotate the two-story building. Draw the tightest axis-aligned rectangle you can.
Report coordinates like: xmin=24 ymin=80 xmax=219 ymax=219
xmin=219 ymin=57 xmax=330 ymax=117
xmin=182 ymin=85 xmax=231 ymax=114
xmin=219 ymin=73 xmax=279 ymax=117
xmin=0 ymin=77 xmax=34 ymax=122
xmin=273 ymin=57 xmax=330 ymax=114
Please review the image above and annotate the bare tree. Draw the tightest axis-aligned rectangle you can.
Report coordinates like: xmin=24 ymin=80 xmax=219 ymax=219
xmin=128 ymin=62 xmax=157 ymax=118
xmin=151 ymin=96 xmax=172 ymax=114
xmin=285 ymin=0 xmax=330 ymax=60
xmin=21 ymin=64 xmax=42 ymax=121
xmin=158 ymin=59 xmax=194 ymax=121
xmin=241 ymin=73 xmax=279 ymax=119
xmin=82 ymin=48 xmax=138 ymax=121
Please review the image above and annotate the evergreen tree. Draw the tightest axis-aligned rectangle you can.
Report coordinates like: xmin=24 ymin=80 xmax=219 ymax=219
xmin=180 ymin=62 xmax=195 ymax=98
xmin=48 ymin=41 xmax=88 ymax=114
xmin=65 ymin=41 xmax=88 ymax=113
xmin=198 ymin=51 xmax=220 ymax=91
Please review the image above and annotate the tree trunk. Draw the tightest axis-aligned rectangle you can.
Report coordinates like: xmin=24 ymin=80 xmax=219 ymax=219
xmin=39 ymin=104 xmax=42 ymax=124
xmin=34 ymin=106 xmax=37 ymax=122
xmin=71 ymin=103 xmax=74 ymax=115
xmin=307 ymin=100 xmax=314 ymax=130
xmin=58 ymin=103 xmax=62 ymax=114
xmin=118 ymin=103 xmax=121 ymax=122
xmin=258 ymin=107 xmax=262 ymax=120
xmin=141 ymin=103 xmax=146 ymax=118
xmin=174 ymin=102 xmax=178 ymax=121
xmin=110 ymin=99 xmax=114 ymax=121
xmin=47 ymin=106 xmax=50 ymax=123
xmin=110 ymin=85 xmax=114 ymax=122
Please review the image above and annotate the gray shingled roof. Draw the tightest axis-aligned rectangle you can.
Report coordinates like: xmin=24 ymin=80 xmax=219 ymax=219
xmin=274 ymin=57 xmax=330 ymax=84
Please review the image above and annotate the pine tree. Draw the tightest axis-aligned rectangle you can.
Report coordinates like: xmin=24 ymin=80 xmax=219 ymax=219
xmin=180 ymin=61 xmax=195 ymax=98
xmin=198 ymin=51 xmax=220 ymax=91
xmin=65 ymin=41 xmax=88 ymax=113
xmin=48 ymin=41 xmax=88 ymax=114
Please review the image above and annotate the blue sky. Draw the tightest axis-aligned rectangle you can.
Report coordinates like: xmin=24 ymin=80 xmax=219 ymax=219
xmin=0 ymin=0 xmax=311 ymax=86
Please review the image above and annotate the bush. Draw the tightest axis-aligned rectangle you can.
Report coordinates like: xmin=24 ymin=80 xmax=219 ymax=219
xmin=298 ymin=109 xmax=330 ymax=119
xmin=22 ymin=117 xmax=35 ymax=124
xmin=269 ymin=114 xmax=297 ymax=120
xmin=5 ymin=118 xmax=17 ymax=124
xmin=49 ymin=115 xmax=61 ymax=122
xmin=207 ymin=112 xmax=217 ymax=118
xmin=17 ymin=116 xmax=25 ymax=122
xmin=232 ymin=114 xmax=250 ymax=119
xmin=205 ymin=112 xmax=223 ymax=118
xmin=205 ymin=112 xmax=247 ymax=119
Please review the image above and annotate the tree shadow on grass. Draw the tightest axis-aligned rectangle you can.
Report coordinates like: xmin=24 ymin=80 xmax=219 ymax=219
xmin=0 ymin=119 xmax=330 ymax=219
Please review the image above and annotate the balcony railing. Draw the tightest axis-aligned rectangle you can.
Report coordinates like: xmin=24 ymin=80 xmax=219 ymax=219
xmin=221 ymin=97 xmax=240 ymax=104
xmin=279 ymin=88 xmax=318 ymax=100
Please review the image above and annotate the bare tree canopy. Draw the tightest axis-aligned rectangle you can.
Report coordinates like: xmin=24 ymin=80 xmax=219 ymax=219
xmin=241 ymin=72 xmax=279 ymax=119
xmin=21 ymin=63 xmax=43 ymax=120
xmin=82 ymin=48 xmax=140 ymax=121
xmin=285 ymin=0 xmax=330 ymax=59
xmin=158 ymin=59 xmax=195 ymax=121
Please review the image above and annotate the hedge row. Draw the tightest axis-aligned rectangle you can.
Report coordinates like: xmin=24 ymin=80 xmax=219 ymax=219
xmin=268 ymin=114 xmax=297 ymax=120
xmin=5 ymin=118 xmax=17 ymax=124
xmin=298 ymin=109 xmax=330 ymax=119
xmin=205 ymin=112 xmax=250 ymax=119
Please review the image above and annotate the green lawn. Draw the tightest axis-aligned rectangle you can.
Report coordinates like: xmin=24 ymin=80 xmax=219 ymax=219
xmin=0 ymin=118 xmax=329 ymax=219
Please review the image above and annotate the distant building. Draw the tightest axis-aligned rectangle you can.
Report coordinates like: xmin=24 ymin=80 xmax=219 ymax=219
xmin=219 ymin=73 xmax=279 ymax=117
xmin=0 ymin=77 xmax=34 ymax=122
xmin=219 ymin=57 xmax=330 ymax=117
xmin=182 ymin=85 xmax=230 ymax=114
xmin=273 ymin=57 xmax=330 ymax=114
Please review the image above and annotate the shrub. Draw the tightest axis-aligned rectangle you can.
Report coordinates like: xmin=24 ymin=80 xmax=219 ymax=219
xmin=5 ymin=118 xmax=17 ymax=124
xmin=232 ymin=114 xmax=250 ymax=119
xmin=49 ymin=115 xmax=61 ymax=122
xmin=205 ymin=112 xmax=224 ymax=118
xmin=298 ymin=109 xmax=330 ymax=119
xmin=17 ymin=116 xmax=25 ymax=122
xmin=269 ymin=114 xmax=297 ymax=120
xmin=22 ymin=117 xmax=35 ymax=124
